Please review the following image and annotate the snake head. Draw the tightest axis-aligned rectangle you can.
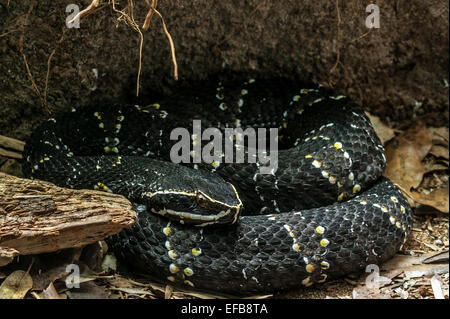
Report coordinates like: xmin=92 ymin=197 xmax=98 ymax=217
xmin=142 ymin=178 xmax=242 ymax=227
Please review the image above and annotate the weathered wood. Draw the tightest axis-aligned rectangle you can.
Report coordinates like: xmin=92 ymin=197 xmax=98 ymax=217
xmin=0 ymin=135 xmax=25 ymax=152
xmin=0 ymin=172 xmax=137 ymax=262
xmin=0 ymin=247 xmax=19 ymax=267
xmin=0 ymin=135 xmax=24 ymax=160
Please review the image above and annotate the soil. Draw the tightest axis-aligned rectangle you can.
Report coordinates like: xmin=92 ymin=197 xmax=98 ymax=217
xmin=0 ymin=0 xmax=448 ymax=141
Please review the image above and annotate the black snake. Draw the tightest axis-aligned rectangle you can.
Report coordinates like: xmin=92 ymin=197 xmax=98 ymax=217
xmin=22 ymin=77 xmax=413 ymax=295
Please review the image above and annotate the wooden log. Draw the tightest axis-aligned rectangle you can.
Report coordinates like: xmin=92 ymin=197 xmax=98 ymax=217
xmin=0 ymin=247 xmax=19 ymax=267
xmin=0 ymin=135 xmax=25 ymax=160
xmin=0 ymin=172 xmax=137 ymax=263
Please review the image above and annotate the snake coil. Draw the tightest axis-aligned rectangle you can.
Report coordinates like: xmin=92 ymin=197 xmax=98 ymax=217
xmin=23 ymin=77 xmax=412 ymax=295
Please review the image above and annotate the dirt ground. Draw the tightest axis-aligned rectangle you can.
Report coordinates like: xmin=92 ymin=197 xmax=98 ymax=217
xmin=0 ymin=0 xmax=448 ymax=299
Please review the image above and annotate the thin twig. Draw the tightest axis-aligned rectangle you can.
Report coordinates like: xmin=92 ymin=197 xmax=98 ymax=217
xmin=44 ymin=28 xmax=67 ymax=109
xmin=68 ymin=0 xmax=178 ymax=94
xmin=328 ymin=0 xmax=342 ymax=86
xmin=153 ymin=7 xmax=178 ymax=80
xmin=68 ymin=0 xmax=101 ymax=25
xmin=111 ymin=0 xmax=145 ymax=96
xmin=19 ymin=2 xmax=47 ymax=112
xmin=0 ymin=29 xmax=20 ymax=38
xmin=143 ymin=0 xmax=157 ymax=30
xmin=351 ymin=28 xmax=372 ymax=44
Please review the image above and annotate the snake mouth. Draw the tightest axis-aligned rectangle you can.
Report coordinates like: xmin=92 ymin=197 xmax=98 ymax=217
xmin=150 ymin=207 xmax=238 ymax=226
xmin=143 ymin=183 xmax=242 ymax=226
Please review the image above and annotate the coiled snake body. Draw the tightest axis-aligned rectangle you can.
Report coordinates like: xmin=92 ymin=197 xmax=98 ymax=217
xmin=23 ymin=77 xmax=412 ymax=295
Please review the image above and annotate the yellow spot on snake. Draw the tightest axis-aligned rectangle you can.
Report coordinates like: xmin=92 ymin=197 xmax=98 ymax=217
xmin=337 ymin=193 xmax=345 ymax=202
xmin=320 ymin=261 xmax=330 ymax=269
xmin=312 ymin=160 xmax=322 ymax=168
xmin=305 ymin=154 xmax=313 ymax=158
xmin=167 ymin=276 xmax=176 ymax=282
xmin=168 ymin=250 xmax=178 ymax=259
xmin=192 ymin=248 xmax=202 ymax=256
xmin=183 ymin=267 xmax=194 ymax=276
xmin=163 ymin=226 xmax=172 ymax=236
xmin=315 ymin=226 xmax=325 ymax=234
xmin=353 ymin=184 xmax=361 ymax=193
xmin=334 ymin=142 xmax=343 ymax=149
xmin=159 ymin=111 xmax=168 ymax=118
xmin=320 ymin=239 xmax=330 ymax=247
xmin=292 ymin=243 xmax=300 ymax=252
xmin=212 ymin=161 xmax=220 ymax=168
xmin=169 ymin=264 xmax=179 ymax=274
xmin=302 ymin=276 xmax=313 ymax=287
xmin=306 ymin=264 xmax=315 ymax=273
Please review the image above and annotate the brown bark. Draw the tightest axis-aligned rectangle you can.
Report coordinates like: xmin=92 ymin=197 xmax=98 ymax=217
xmin=0 ymin=135 xmax=24 ymax=160
xmin=0 ymin=172 xmax=137 ymax=263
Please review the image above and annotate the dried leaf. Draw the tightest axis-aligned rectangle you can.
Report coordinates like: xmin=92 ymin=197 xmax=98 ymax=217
xmin=42 ymin=282 xmax=63 ymax=299
xmin=31 ymin=264 xmax=70 ymax=291
xmin=428 ymin=127 xmax=449 ymax=146
xmin=381 ymin=254 xmax=427 ymax=271
xmin=430 ymin=274 xmax=445 ymax=299
xmin=423 ymin=161 xmax=448 ymax=173
xmin=66 ymin=281 xmax=109 ymax=299
xmin=164 ymin=284 xmax=174 ymax=299
xmin=0 ymin=247 xmax=19 ymax=267
xmin=365 ymin=112 xmax=396 ymax=145
xmin=410 ymin=186 xmax=449 ymax=213
xmin=109 ymin=287 xmax=153 ymax=296
xmin=384 ymin=121 xmax=432 ymax=191
xmin=0 ymin=270 xmax=33 ymax=299
xmin=429 ymin=145 xmax=449 ymax=160
xmin=352 ymin=286 xmax=391 ymax=299
xmin=404 ymin=264 xmax=449 ymax=279
xmin=423 ymin=251 xmax=449 ymax=264
xmin=101 ymin=253 xmax=117 ymax=272
xmin=393 ymin=287 xmax=409 ymax=299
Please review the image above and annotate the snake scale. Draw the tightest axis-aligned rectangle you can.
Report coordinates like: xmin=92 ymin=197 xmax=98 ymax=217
xmin=22 ymin=77 xmax=413 ymax=295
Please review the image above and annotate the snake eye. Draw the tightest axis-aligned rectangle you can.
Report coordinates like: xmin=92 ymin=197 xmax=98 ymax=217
xmin=196 ymin=192 xmax=209 ymax=208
